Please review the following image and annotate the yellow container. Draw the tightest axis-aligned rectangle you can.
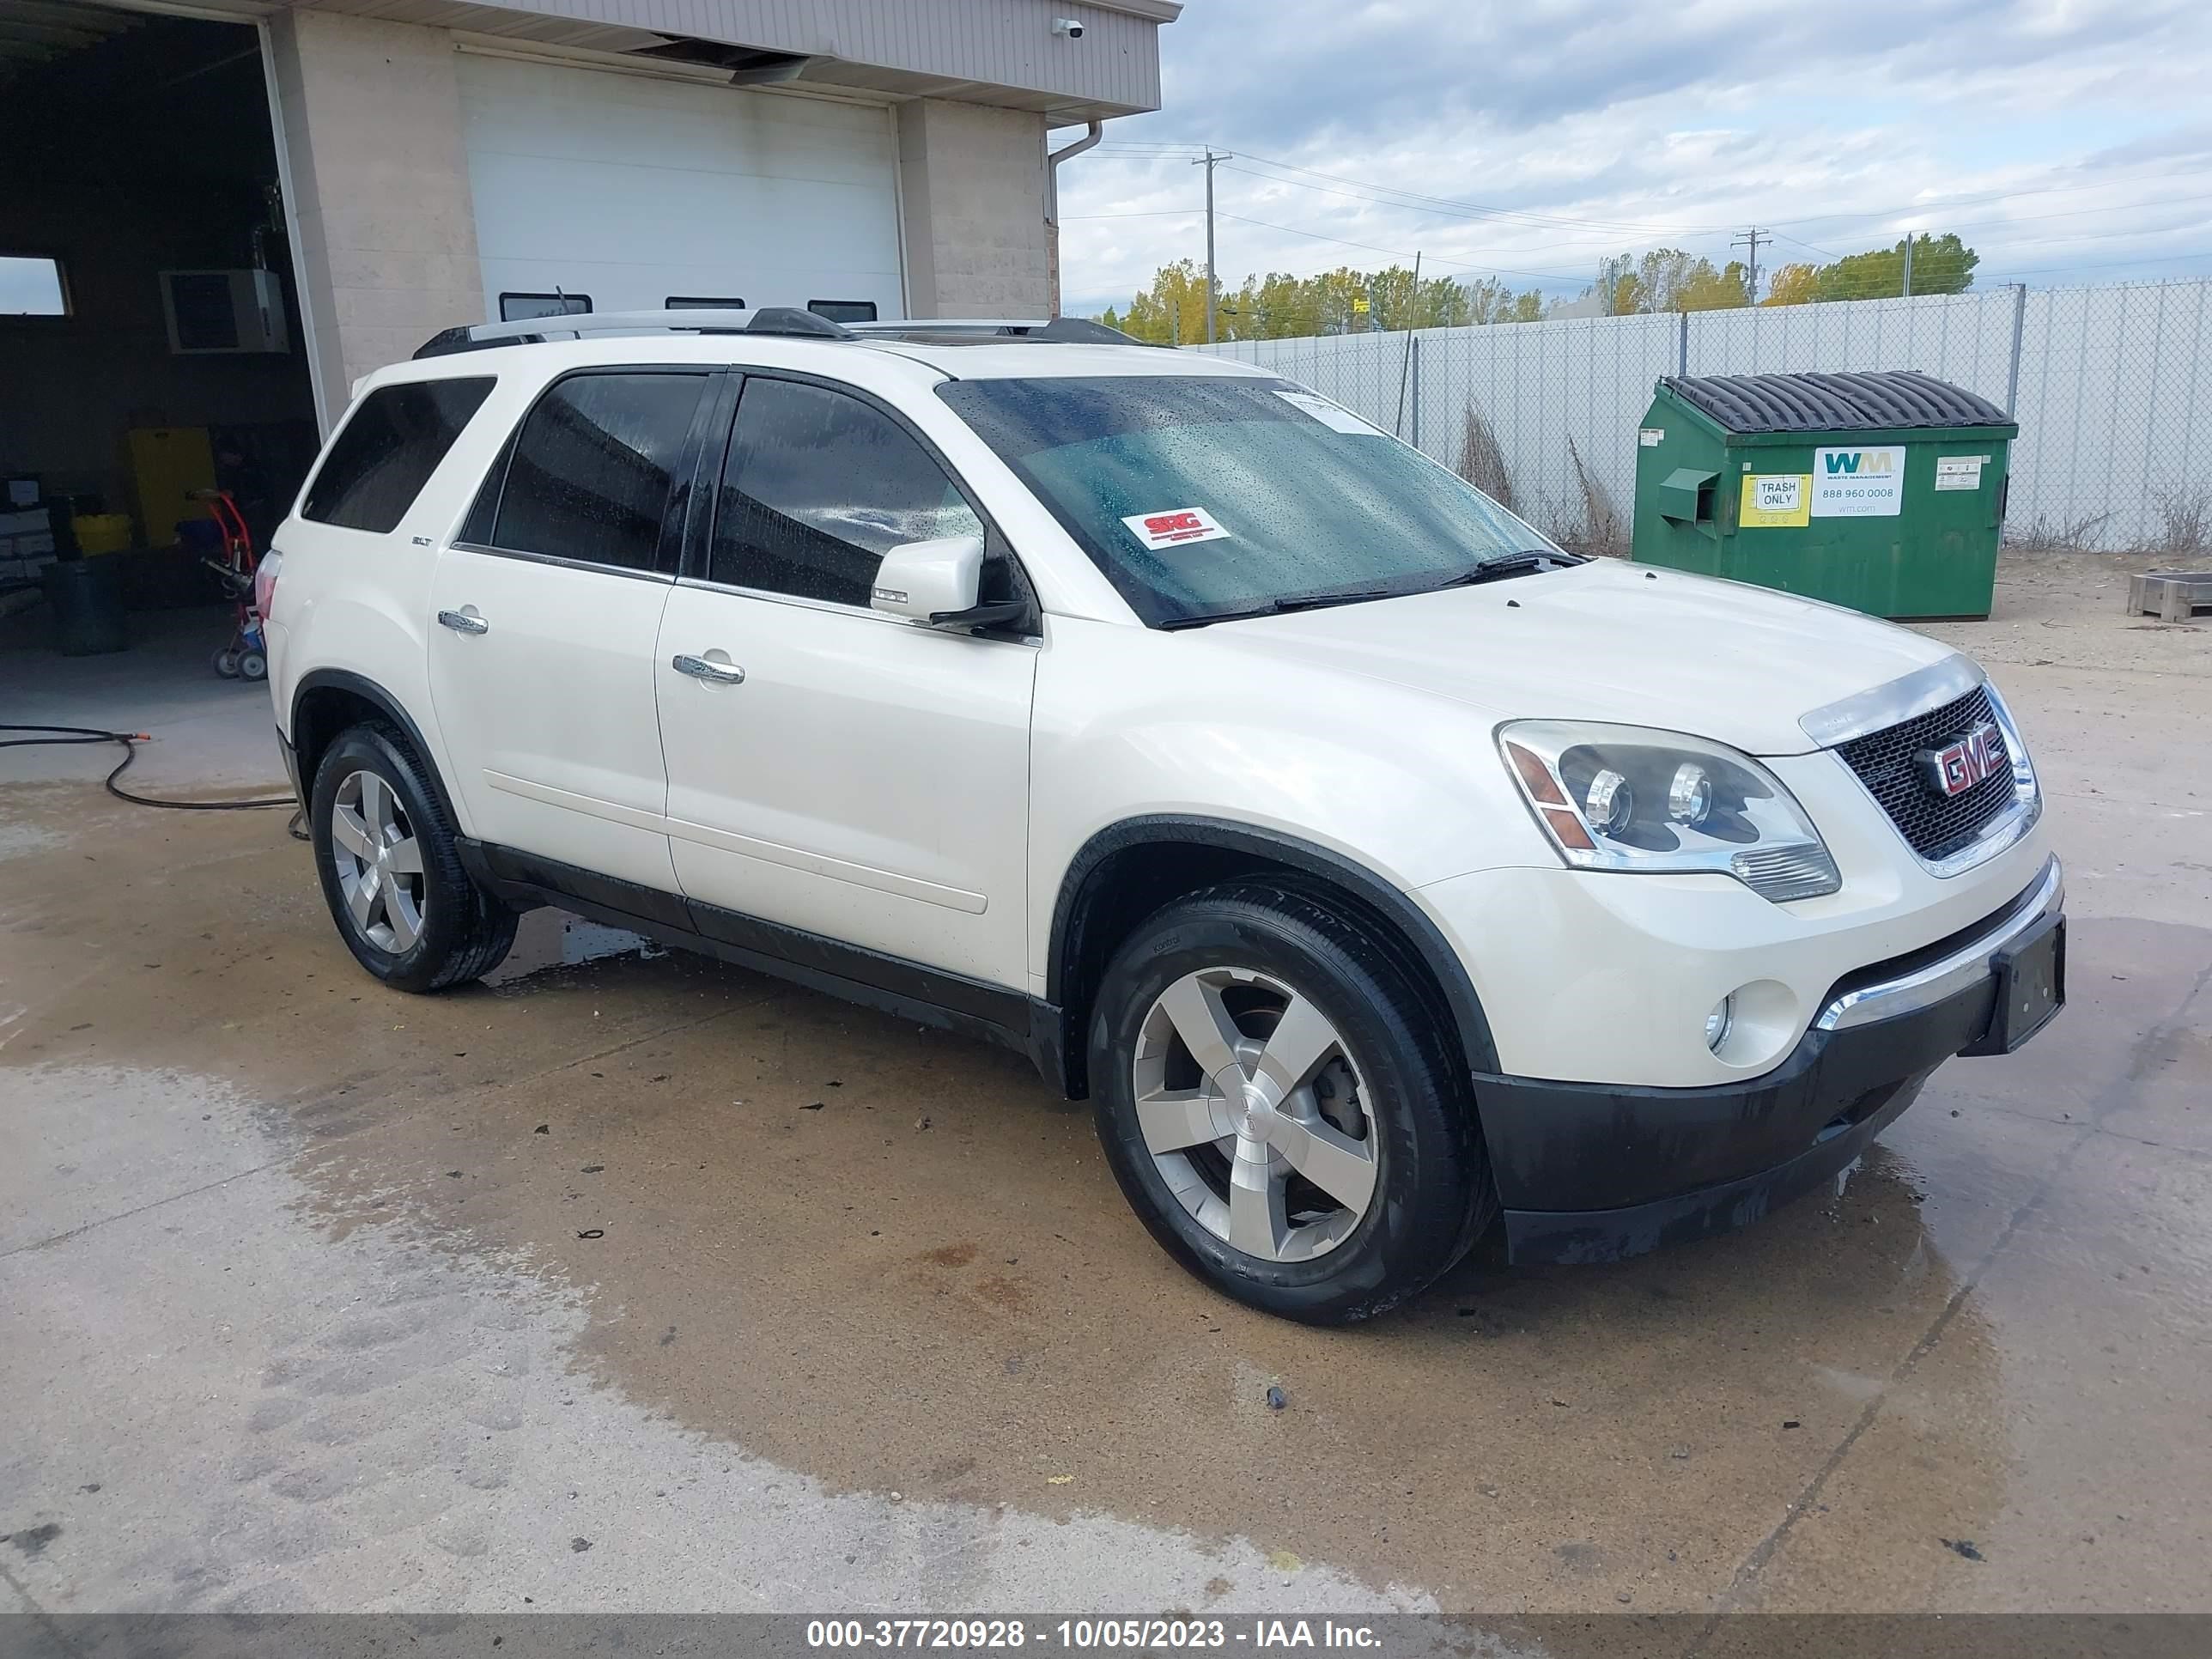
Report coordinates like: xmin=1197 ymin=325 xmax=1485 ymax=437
xmin=72 ymin=513 xmax=135 ymax=556
xmin=127 ymin=426 xmax=216 ymax=546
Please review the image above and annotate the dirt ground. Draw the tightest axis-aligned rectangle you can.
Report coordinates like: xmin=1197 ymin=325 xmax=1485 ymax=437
xmin=2 ymin=551 xmax=2208 ymax=1617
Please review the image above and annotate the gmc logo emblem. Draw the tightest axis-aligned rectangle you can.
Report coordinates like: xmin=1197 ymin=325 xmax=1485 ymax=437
xmin=1917 ymin=720 xmax=2004 ymax=799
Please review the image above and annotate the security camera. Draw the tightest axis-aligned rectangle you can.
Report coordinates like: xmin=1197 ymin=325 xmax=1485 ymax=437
xmin=1053 ymin=16 xmax=1085 ymax=38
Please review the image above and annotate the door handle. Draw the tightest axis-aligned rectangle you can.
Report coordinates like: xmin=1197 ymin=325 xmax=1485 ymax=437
xmin=437 ymin=609 xmax=489 ymax=635
xmin=672 ymin=653 xmax=745 ymax=684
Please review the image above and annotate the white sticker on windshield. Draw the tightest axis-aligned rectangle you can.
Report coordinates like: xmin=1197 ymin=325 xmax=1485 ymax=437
xmin=1273 ymin=389 xmax=1384 ymax=436
xmin=1122 ymin=507 xmax=1231 ymax=550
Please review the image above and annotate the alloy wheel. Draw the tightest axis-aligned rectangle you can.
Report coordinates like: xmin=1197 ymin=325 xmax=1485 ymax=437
xmin=1133 ymin=966 xmax=1379 ymax=1261
xmin=330 ymin=769 xmax=427 ymax=953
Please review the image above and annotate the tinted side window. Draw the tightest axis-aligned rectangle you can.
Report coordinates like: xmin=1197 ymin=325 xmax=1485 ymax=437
xmin=492 ymin=372 xmax=708 ymax=573
xmin=303 ymin=378 xmax=494 ymax=533
xmin=711 ymin=378 xmax=981 ymax=605
xmin=456 ymin=427 xmax=512 ymax=548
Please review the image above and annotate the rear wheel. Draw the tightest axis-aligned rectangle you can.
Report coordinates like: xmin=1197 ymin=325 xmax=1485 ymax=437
xmin=1090 ymin=879 xmax=1493 ymax=1323
xmin=310 ymin=722 xmax=516 ymax=991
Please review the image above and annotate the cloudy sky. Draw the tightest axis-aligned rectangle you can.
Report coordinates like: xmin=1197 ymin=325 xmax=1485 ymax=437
xmin=1054 ymin=0 xmax=2212 ymax=317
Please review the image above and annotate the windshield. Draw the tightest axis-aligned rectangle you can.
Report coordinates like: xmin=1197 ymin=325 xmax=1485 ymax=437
xmin=935 ymin=374 xmax=1557 ymax=627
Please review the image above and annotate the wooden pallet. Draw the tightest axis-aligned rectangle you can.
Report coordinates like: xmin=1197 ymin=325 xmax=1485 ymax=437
xmin=2127 ymin=569 xmax=2212 ymax=622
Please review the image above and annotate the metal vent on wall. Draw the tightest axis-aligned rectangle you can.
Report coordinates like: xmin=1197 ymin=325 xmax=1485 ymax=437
xmin=626 ymin=37 xmax=812 ymax=85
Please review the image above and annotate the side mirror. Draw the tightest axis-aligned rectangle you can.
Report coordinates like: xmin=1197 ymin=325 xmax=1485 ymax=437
xmin=871 ymin=534 xmax=1029 ymax=631
xmin=871 ymin=534 xmax=982 ymax=623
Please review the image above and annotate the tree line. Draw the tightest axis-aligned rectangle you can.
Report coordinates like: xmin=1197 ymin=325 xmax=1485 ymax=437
xmin=1095 ymin=234 xmax=1980 ymax=343
xmin=1097 ymin=262 xmax=1542 ymax=344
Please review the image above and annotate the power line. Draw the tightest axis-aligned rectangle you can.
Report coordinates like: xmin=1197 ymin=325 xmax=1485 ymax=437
xmin=1093 ymin=139 xmax=2212 ymax=244
xmin=1975 ymin=250 xmax=2212 ymax=278
xmin=1076 ymin=139 xmax=2212 ymax=307
xmin=1214 ymin=166 xmax=1705 ymax=242
xmin=1099 ymin=144 xmax=1723 ymax=240
xmin=1079 ymin=178 xmax=2210 ymax=271
xmin=1212 ymin=211 xmax=1586 ymax=283
xmin=1214 ymin=167 xmax=1683 ymax=255
xmin=1221 ymin=149 xmax=1718 ymax=235
xmin=1062 ymin=209 xmax=1204 ymax=221
xmin=1770 ymin=229 xmax=1843 ymax=261
xmin=1765 ymin=169 xmax=2212 ymax=233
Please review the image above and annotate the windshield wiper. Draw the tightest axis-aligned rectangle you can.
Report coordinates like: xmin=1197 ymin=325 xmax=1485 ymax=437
xmin=1159 ymin=586 xmax=1394 ymax=629
xmin=1419 ymin=549 xmax=1586 ymax=592
xmin=1162 ymin=556 xmax=1579 ymax=629
xmin=1475 ymin=548 xmax=1585 ymax=574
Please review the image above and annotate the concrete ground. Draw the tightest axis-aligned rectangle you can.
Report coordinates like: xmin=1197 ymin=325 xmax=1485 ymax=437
xmin=2 ymin=558 xmax=2208 ymax=1616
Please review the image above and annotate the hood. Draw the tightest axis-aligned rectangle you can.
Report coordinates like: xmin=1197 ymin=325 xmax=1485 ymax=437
xmin=1208 ymin=560 xmax=1956 ymax=756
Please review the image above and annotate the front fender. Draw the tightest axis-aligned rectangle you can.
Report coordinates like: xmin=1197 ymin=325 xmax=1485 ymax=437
xmin=1029 ymin=617 xmax=1557 ymax=1072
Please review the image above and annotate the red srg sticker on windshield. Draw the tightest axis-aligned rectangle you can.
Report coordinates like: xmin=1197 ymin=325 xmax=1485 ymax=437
xmin=1122 ymin=507 xmax=1230 ymax=550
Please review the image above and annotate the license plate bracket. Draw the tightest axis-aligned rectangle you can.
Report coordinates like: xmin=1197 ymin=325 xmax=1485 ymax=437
xmin=1966 ymin=915 xmax=2065 ymax=1055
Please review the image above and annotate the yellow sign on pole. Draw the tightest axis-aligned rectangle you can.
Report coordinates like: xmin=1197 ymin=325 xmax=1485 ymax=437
xmin=1741 ymin=473 xmax=1811 ymax=528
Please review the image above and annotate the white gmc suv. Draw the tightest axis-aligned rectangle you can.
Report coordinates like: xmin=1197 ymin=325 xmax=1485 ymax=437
xmin=264 ymin=307 xmax=2063 ymax=1323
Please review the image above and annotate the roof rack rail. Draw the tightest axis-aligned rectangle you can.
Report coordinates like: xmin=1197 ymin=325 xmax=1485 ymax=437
xmin=412 ymin=306 xmax=851 ymax=359
xmin=844 ymin=317 xmax=1150 ymax=346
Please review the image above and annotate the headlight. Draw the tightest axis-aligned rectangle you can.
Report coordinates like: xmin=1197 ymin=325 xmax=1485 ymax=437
xmin=1498 ymin=721 xmax=1841 ymax=902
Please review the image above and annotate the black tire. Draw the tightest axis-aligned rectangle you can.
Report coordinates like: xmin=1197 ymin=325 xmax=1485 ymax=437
xmin=309 ymin=721 xmax=517 ymax=992
xmin=1089 ymin=878 xmax=1495 ymax=1324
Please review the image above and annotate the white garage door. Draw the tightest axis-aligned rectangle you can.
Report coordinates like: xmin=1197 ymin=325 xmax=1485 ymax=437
xmin=457 ymin=54 xmax=904 ymax=323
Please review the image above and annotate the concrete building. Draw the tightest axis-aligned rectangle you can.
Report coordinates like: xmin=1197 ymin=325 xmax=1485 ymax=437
xmin=0 ymin=0 xmax=1174 ymax=562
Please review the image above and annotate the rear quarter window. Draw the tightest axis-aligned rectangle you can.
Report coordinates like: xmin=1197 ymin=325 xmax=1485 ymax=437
xmin=302 ymin=377 xmax=495 ymax=533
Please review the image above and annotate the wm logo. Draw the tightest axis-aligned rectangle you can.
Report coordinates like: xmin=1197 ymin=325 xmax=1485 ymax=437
xmin=1824 ymin=451 xmax=1895 ymax=476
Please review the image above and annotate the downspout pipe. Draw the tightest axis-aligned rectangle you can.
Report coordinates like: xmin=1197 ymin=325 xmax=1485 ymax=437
xmin=1046 ymin=119 xmax=1104 ymax=317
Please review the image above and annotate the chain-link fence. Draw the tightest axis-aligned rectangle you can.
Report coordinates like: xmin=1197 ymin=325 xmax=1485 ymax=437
xmin=1192 ymin=278 xmax=2212 ymax=556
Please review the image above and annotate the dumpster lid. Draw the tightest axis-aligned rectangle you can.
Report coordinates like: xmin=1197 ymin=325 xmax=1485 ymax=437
xmin=1660 ymin=370 xmax=2011 ymax=434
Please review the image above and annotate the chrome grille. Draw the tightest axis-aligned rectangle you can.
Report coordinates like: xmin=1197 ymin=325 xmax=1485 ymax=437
xmin=1837 ymin=686 xmax=2015 ymax=860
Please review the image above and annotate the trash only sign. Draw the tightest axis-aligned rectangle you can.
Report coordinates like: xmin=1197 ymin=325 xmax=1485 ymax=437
xmin=1811 ymin=446 xmax=1905 ymax=517
xmin=1741 ymin=473 xmax=1810 ymax=528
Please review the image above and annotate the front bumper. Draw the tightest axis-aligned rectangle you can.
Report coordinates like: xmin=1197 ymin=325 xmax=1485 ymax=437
xmin=1480 ymin=857 xmax=2063 ymax=1265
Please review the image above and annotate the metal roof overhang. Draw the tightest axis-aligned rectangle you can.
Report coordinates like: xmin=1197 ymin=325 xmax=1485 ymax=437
xmin=43 ymin=0 xmax=1174 ymax=119
xmin=0 ymin=0 xmax=137 ymax=72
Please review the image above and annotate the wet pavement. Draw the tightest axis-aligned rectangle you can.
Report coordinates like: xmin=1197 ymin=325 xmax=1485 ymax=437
xmin=2 ymin=556 xmax=2209 ymax=1614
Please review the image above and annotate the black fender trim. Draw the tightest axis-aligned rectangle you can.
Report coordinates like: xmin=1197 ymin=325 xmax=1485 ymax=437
xmin=289 ymin=669 xmax=459 ymax=827
xmin=1047 ymin=816 xmax=1501 ymax=1090
xmin=456 ymin=836 xmax=1065 ymax=1088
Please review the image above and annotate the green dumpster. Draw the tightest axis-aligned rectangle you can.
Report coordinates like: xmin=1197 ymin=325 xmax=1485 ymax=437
xmin=1630 ymin=370 xmax=2018 ymax=620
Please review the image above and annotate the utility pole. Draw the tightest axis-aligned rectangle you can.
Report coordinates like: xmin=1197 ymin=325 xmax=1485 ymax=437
xmin=1193 ymin=149 xmax=1227 ymax=343
xmin=1901 ymin=234 xmax=1915 ymax=298
xmin=1731 ymin=227 xmax=1767 ymax=304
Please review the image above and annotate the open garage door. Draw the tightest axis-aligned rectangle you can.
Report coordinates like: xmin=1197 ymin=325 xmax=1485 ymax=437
xmin=456 ymin=52 xmax=905 ymax=325
xmin=1 ymin=7 xmax=318 ymax=631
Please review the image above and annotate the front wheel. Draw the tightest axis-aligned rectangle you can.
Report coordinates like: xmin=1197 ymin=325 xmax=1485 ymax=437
xmin=1089 ymin=879 xmax=1494 ymax=1324
xmin=310 ymin=722 xmax=517 ymax=992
